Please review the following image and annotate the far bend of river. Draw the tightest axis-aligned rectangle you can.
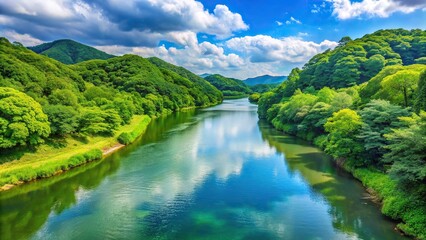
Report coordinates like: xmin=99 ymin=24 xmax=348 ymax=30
xmin=0 ymin=99 xmax=407 ymax=240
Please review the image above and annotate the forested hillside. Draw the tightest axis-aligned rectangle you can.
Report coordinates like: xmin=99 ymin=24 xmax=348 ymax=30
xmin=0 ymin=37 xmax=222 ymax=149
xmin=28 ymin=39 xmax=114 ymax=64
xmin=243 ymin=75 xmax=287 ymax=86
xmin=204 ymin=74 xmax=252 ymax=99
xmin=257 ymin=29 xmax=426 ymax=239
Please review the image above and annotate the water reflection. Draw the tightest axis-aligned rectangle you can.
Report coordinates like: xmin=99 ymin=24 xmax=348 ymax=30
xmin=0 ymin=99 xmax=407 ymax=240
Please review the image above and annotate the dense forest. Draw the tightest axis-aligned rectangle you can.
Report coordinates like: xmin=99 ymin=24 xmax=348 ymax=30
xmin=0 ymin=37 xmax=222 ymax=150
xmin=257 ymin=29 xmax=426 ymax=238
xmin=28 ymin=39 xmax=115 ymax=64
xmin=204 ymin=74 xmax=279 ymax=99
xmin=204 ymin=74 xmax=253 ymax=98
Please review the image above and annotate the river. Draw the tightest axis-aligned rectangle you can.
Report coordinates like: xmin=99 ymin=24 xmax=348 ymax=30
xmin=0 ymin=99 xmax=407 ymax=240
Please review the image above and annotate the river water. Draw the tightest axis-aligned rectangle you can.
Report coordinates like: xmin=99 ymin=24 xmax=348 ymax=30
xmin=0 ymin=99 xmax=407 ymax=239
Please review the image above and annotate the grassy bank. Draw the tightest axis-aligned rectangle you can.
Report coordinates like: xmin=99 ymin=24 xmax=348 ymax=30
xmin=349 ymin=167 xmax=426 ymax=239
xmin=118 ymin=116 xmax=152 ymax=144
xmin=0 ymin=115 xmax=151 ymax=191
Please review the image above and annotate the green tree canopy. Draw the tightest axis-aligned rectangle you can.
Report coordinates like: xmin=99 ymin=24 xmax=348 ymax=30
xmin=324 ymin=109 xmax=363 ymax=161
xmin=384 ymin=111 xmax=426 ymax=184
xmin=0 ymin=87 xmax=50 ymax=148
xmin=357 ymin=100 xmax=410 ymax=167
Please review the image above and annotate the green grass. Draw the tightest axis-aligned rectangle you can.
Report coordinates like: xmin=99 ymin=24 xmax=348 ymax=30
xmin=352 ymin=168 xmax=426 ymax=239
xmin=0 ymin=115 xmax=151 ymax=190
xmin=118 ymin=116 xmax=151 ymax=145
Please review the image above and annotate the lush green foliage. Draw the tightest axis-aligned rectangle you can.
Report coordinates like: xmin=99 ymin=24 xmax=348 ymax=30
xmin=204 ymin=74 xmax=252 ymax=98
xmin=28 ymin=39 xmax=114 ymax=64
xmin=117 ymin=116 xmax=151 ymax=145
xmin=353 ymin=168 xmax=426 ymax=239
xmin=297 ymin=29 xmax=426 ymax=89
xmin=324 ymin=109 xmax=363 ymax=160
xmin=0 ymin=87 xmax=50 ymax=148
xmin=357 ymin=100 xmax=410 ymax=167
xmin=0 ymin=38 xmax=222 ymax=151
xmin=250 ymin=83 xmax=278 ymax=93
xmin=248 ymin=93 xmax=261 ymax=103
xmin=414 ymin=70 xmax=426 ymax=112
xmin=76 ymin=55 xmax=222 ymax=114
xmin=257 ymin=28 xmax=426 ymax=239
xmin=384 ymin=112 xmax=426 ymax=184
xmin=0 ymin=149 xmax=102 ymax=186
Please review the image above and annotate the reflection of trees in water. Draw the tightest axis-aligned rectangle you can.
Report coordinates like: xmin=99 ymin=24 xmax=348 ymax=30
xmin=0 ymin=153 xmax=122 ymax=240
xmin=258 ymin=121 xmax=404 ymax=239
xmin=0 ymin=110 xmax=197 ymax=240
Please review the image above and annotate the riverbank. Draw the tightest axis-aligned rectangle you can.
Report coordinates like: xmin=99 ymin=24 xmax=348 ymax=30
xmin=265 ymin=121 xmax=425 ymax=239
xmin=0 ymin=115 xmax=151 ymax=191
xmin=349 ymin=167 xmax=426 ymax=239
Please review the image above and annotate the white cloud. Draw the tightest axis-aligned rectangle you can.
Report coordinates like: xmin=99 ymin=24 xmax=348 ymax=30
xmin=290 ymin=16 xmax=302 ymax=24
xmin=328 ymin=0 xmax=426 ymax=20
xmin=276 ymin=21 xmax=283 ymax=26
xmin=311 ymin=2 xmax=329 ymax=13
xmin=96 ymin=35 xmax=337 ymax=79
xmin=285 ymin=16 xmax=302 ymax=25
xmin=226 ymin=35 xmax=337 ymax=63
xmin=298 ymin=32 xmax=309 ymax=37
xmin=1 ymin=30 xmax=44 ymax=46
xmin=0 ymin=0 xmax=248 ymax=46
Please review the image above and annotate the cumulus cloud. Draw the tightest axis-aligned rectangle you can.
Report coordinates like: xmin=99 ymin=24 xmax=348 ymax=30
xmin=1 ymin=30 xmax=43 ymax=46
xmin=96 ymin=39 xmax=245 ymax=75
xmin=328 ymin=0 xmax=426 ymax=19
xmin=0 ymin=0 xmax=248 ymax=46
xmin=96 ymin=36 xmax=324 ymax=79
xmin=276 ymin=21 xmax=283 ymax=26
xmin=226 ymin=35 xmax=337 ymax=63
xmin=287 ymin=16 xmax=302 ymax=24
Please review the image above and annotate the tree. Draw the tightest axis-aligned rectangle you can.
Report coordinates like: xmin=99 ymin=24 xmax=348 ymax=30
xmin=414 ymin=70 xmax=426 ymax=112
xmin=0 ymin=87 xmax=50 ymax=148
xmin=379 ymin=70 xmax=419 ymax=107
xmin=357 ymin=100 xmax=410 ymax=167
xmin=330 ymin=92 xmax=353 ymax=112
xmin=362 ymin=54 xmax=385 ymax=81
xmin=43 ymin=104 xmax=79 ymax=136
xmin=384 ymin=111 xmax=426 ymax=184
xmin=324 ymin=109 xmax=363 ymax=162
xmin=79 ymin=107 xmax=121 ymax=136
xmin=48 ymin=89 xmax=79 ymax=107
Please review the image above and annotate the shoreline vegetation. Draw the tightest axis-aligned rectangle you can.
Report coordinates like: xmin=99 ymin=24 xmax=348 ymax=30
xmin=256 ymin=29 xmax=426 ymax=239
xmin=0 ymin=115 xmax=151 ymax=192
xmin=0 ymin=37 xmax=222 ymax=192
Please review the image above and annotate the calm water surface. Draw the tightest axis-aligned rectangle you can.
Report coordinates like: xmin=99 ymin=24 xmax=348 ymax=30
xmin=0 ymin=99 xmax=407 ymax=240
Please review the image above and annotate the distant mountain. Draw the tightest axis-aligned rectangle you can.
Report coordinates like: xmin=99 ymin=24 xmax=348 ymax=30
xmin=204 ymin=74 xmax=252 ymax=99
xmin=243 ymin=75 xmax=287 ymax=86
xmin=28 ymin=39 xmax=114 ymax=64
xmin=199 ymin=73 xmax=212 ymax=78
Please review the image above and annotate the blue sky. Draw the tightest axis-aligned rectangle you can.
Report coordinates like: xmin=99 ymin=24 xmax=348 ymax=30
xmin=0 ymin=0 xmax=425 ymax=78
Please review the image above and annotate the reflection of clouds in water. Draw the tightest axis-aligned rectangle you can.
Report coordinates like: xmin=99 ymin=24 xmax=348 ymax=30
xmin=38 ymin=99 xmax=289 ymax=238
xmin=228 ymin=195 xmax=356 ymax=240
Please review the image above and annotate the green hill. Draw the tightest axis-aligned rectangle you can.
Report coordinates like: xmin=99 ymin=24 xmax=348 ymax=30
xmin=204 ymin=74 xmax=252 ymax=99
xmin=0 ymin=37 xmax=222 ymax=145
xmin=293 ymin=29 xmax=426 ymax=90
xmin=28 ymin=39 xmax=114 ymax=64
xmin=256 ymin=29 xmax=426 ymax=239
xmin=243 ymin=75 xmax=287 ymax=86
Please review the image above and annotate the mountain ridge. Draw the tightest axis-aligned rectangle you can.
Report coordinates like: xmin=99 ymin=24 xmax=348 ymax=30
xmin=28 ymin=39 xmax=115 ymax=64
